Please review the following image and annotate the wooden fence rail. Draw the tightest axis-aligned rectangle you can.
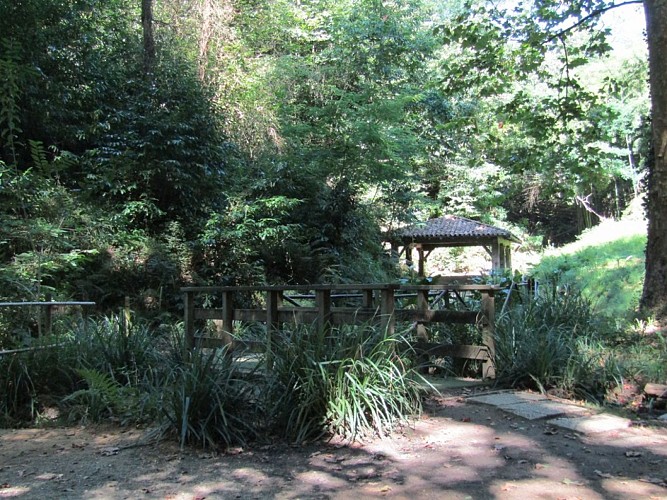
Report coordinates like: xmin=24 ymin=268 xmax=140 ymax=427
xmin=0 ymin=300 xmax=96 ymax=337
xmin=0 ymin=299 xmax=96 ymax=356
xmin=182 ymin=283 xmax=498 ymax=379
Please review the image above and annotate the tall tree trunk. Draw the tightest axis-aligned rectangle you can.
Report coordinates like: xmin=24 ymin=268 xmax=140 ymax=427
xmin=641 ymin=0 xmax=667 ymax=321
xmin=142 ymin=0 xmax=155 ymax=75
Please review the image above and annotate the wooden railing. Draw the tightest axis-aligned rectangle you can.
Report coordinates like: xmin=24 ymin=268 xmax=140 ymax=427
xmin=182 ymin=283 xmax=498 ymax=378
xmin=0 ymin=299 xmax=96 ymax=355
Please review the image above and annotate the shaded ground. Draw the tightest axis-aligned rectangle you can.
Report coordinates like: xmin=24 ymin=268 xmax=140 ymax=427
xmin=2 ymin=386 xmax=667 ymax=499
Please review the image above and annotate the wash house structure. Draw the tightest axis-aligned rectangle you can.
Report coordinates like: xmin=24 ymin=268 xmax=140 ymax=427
xmin=387 ymin=215 xmax=520 ymax=277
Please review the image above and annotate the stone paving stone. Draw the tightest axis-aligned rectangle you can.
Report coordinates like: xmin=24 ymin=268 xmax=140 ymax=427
xmin=547 ymin=414 xmax=631 ymax=434
xmin=468 ymin=392 xmax=595 ymax=421
xmin=467 ymin=392 xmax=548 ymax=407
xmin=496 ymin=401 xmax=588 ymax=420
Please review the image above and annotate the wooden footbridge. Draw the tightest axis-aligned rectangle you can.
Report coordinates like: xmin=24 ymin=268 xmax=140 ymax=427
xmin=182 ymin=283 xmax=499 ymax=379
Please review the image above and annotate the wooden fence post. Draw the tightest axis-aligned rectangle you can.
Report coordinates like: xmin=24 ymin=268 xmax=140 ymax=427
xmin=480 ymin=289 xmax=496 ymax=379
xmin=43 ymin=293 xmax=53 ymax=337
xmin=362 ymin=289 xmax=374 ymax=309
xmin=316 ymin=289 xmax=332 ymax=334
xmin=266 ymin=290 xmax=280 ymax=369
xmin=380 ymin=286 xmax=395 ymax=335
xmin=184 ymin=290 xmax=195 ymax=353
xmin=221 ymin=290 xmax=234 ymax=351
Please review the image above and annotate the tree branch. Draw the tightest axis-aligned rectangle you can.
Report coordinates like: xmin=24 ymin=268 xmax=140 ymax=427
xmin=546 ymin=0 xmax=644 ymax=43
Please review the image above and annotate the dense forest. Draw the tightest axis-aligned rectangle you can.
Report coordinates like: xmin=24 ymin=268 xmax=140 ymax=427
xmin=0 ymin=0 xmax=660 ymax=317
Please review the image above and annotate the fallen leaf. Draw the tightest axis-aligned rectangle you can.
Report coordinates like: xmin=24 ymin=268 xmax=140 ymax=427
xmin=625 ymin=451 xmax=642 ymax=458
xmin=99 ymin=447 xmax=119 ymax=456
xmin=36 ymin=473 xmax=63 ymax=481
xmin=595 ymin=470 xmax=613 ymax=479
xmin=461 ymin=417 xmax=471 ymax=423
xmin=562 ymin=478 xmax=585 ymax=486
xmin=379 ymin=485 xmax=391 ymax=493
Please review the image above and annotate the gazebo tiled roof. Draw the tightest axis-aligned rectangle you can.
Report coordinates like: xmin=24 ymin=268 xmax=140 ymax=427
xmin=390 ymin=215 xmax=520 ymax=244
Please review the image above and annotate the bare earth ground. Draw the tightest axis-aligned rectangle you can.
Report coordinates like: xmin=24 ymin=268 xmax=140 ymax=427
xmin=2 ymin=386 xmax=667 ymax=500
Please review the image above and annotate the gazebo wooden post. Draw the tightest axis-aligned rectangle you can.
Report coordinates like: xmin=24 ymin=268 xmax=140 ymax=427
xmin=505 ymin=244 xmax=512 ymax=270
xmin=491 ymin=240 xmax=501 ymax=272
xmin=417 ymin=246 xmax=425 ymax=277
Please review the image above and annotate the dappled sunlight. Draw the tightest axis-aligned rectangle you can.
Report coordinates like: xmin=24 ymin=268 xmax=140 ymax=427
xmin=488 ymin=478 xmax=607 ymax=499
xmin=3 ymin=400 xmax=667 ymax=498
xmin=0 ymin=486 xmax=30 ymax=498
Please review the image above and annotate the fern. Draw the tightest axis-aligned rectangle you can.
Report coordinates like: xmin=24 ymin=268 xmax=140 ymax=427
xmin=63 ymin=368 xmax=128 ymax=423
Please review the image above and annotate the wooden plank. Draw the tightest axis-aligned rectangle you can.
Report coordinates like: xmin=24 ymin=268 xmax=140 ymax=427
xmin=395 ymin=309 xmax=479 ymax=324
xmin=0 ymin=302 xmax=96 ymax=307
xmin=182 ymin=284 xmax=400 ymax=293
xmin=198 ymin=307 xmax=481 ymax=326
xmin=413 ymin=343 xmax=490 ymax=360
xmin=188 ymin=337 xmax=264 ymax=351
xmin=399 ymin=284 xmax=501 ymax=292
xmin=232 ymin=308 xmax=381 ymax=325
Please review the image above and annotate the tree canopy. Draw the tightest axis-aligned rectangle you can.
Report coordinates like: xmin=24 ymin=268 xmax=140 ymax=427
xmin=0 ymin=0 xmax=661 ymax=319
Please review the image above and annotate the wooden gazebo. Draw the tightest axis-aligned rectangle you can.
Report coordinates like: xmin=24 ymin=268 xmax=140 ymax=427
xmin=387 ymin=215 xmax=520 ymax=276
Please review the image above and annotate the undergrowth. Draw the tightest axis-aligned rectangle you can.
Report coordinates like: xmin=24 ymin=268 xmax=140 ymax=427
xmin=0 ymin=317 xmax=424 ymax=449
xmin=495 ymin=285 xmax=623 ymax=402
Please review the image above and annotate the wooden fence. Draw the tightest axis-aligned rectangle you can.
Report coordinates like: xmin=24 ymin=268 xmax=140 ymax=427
xmin=0 ymin=299 xmax=96 ymax=355
xmin=182 ymin=283 xmax=498 ymax=379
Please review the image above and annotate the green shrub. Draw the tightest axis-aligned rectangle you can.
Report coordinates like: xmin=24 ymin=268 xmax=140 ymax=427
xmin=266 ymin=324 xmax=423 ymax=443
xmin=72 ymin=314 xmax=161 ymax=387
xmin=152 ymin=347 xmax=257 ymax=450
xmin=495 ymin=285 xmax=621 ymax=401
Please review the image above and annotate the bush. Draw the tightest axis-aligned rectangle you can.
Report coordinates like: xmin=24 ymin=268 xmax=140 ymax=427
xmin=265 ymin=324 xmax=424 ymax=443
xmin=495 ymin=285 xmax=621 ymax=401
xmin=152 ymin=347 xmax=258 ymax=450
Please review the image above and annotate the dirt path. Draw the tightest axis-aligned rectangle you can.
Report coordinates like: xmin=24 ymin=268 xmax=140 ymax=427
xmin=2 ymin=390 xmax=667 ymax=499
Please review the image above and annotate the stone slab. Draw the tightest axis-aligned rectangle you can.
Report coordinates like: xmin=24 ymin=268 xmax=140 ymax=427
xmin=498 ymin=401 xmax=590 ymax=420
xmin=548 ymin=414 xmax=631 ymax=434
xmin=467 ymin=392 xmax=549 ymax=407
